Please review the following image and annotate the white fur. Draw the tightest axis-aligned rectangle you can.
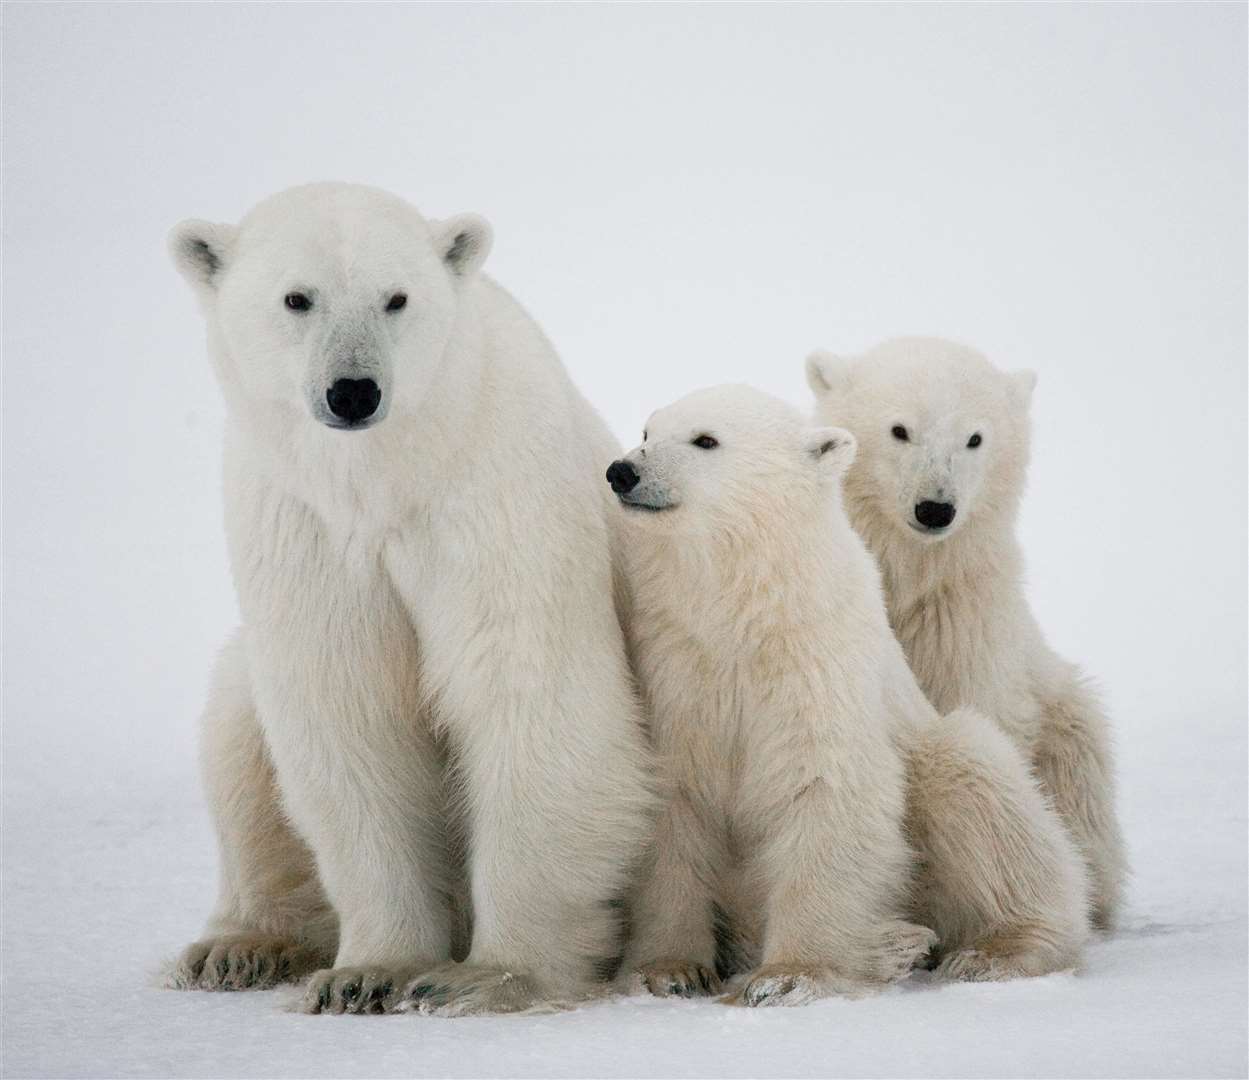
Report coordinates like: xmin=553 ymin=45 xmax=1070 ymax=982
xmin=167 ymin=182 xmax=654 ymax=1015
xmin=613 ymin=386 xmax=937 ymax=1006
xmin=808 ymin=336 xmax=1127 ymax=930
xmin=614 ymin=385 xmax=1090 ymax=1002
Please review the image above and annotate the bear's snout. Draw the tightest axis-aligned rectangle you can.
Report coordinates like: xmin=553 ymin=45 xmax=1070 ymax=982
xmin=326 ymin=378 xmax=382 ymax=426
xmin=606 ymin=460 xmax=640 ymax=494
xmin=914 ymin=500 xmax=956 ymax=530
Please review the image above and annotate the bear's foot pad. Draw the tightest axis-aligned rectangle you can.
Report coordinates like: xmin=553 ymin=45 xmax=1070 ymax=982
xmin=725 ymin=964 xmax=884 ymax=1007
xmin=390 ymin=963 xmax=565 ymax=1016
xmin=301 ymin=965 xmax=424 ymax=1014
xmin=170 ymin=934 xmax=326 ymax=991
xmin=632 ymin=962 xmax=721 ymax=998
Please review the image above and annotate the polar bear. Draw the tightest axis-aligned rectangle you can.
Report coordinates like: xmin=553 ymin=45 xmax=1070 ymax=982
xmin=608 ymin=385 xmax=1089 ymax=999
xmin=807 ymin=337 xmax=1127 ymax=930
xmin=166 ymin=182 xmax=654 ymax=1016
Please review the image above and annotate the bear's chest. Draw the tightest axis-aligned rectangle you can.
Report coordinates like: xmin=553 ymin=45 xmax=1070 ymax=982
xmin=890 ymin=590 xmax=1039 ymax=742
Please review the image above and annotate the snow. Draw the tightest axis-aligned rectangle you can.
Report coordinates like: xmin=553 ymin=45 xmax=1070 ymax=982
xmin=3 ymin=3 xmax=1246 ymax=1078
xmin=3 ymin=714 xmax=1244 ymax=1078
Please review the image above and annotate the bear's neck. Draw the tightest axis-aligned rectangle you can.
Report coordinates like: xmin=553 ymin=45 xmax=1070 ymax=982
xmin=848 ymin=491 xmax=1025 ymax=639
xmin=635 ymin=500 xmax=870 ymax=639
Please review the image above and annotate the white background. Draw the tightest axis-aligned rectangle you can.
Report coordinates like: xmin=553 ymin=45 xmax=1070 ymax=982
xmin=3 ymin=4 xmax=1245 ymax=1078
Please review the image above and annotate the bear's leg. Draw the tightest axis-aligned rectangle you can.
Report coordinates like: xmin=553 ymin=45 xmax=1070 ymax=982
xmin=232 ymin=494 xmax=462 ymax=1015
xmin=728 ymin=753 xmax=935 ymax=1007
xmin=283 ymin=687 xmax=458 ymax=1015
xmin=908 ymin=708 xmax=1091 ymax=981
xmin=1032 ymin=675 xmax=1128 ymax=931
xmin=623 ymin=792 xmax=724 ymax=998
xmin=169 ymin=634 xmax=336 ymax=992
xmin=384 ymin=570 xmax=654 ymax=1016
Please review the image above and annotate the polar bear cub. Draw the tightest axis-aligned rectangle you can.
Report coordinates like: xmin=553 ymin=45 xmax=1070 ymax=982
xmin=167 ymin=183 xmax=654 ymax=1015
xmin=607 ymin=385 xmax=936 ymax=1005
xmin=807 ymin=338 xmax=1127 ymax=929
xmin=610 ymin=385 xmax=1090 ymax=997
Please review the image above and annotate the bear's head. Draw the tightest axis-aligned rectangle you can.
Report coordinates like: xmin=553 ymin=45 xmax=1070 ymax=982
xmin=806 ymin=337 xmax=1035 ymax=543
xmin=169 ymin=182 xmax=491 ymax=433
xmin=606 ymin=384 xmax=856 ymax=536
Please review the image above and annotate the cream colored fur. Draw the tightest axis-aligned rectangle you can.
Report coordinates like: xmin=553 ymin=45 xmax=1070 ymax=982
xmin=808 ymin=336 xmax=1127 ymax=931
xmin=613 ymin=386 xmax=1089 ymax=1002
xmin=166 ymin=183 xmax=654 ymax=1016
xmin=612 ymin=386 xmax=935 ymax=1006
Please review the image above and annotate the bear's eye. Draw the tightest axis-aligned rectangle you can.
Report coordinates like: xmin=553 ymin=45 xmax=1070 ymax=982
xmin=643 ymin=430 xmax=648 ymax=442
xmin=284 ymin=292 xmax=312 ymax=312
xmin=385 ymin=293 xmax=407 ymax=313
xmin=967 ymin=433 xmax=982 ymax=448
xmin=891 ymin=425 xmax=909 ymax=442
xmin=692 ymin=434 xmax=719 ymax=450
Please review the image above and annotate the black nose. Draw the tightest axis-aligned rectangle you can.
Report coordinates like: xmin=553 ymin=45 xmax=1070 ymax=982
xmin=915 ymin=501 xmax=956 ymax=529
xmin=606 ymin=460 xmax=640 ymax=494
xmin=326 ymin=378 xmax=381 ymax=423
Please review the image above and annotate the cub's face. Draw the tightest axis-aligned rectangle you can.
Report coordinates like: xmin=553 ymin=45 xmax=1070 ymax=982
xmin=606 ymin=384 xmax=855 ymax=533
xmin=807 ymin=338 xmax=1034 ymax=542
xmin=170 ymin=183 xmax=491 ymax=433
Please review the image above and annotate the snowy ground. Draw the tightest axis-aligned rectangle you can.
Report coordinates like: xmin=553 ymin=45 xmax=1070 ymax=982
xmin=3 ymin=714 xmax=1244 ymax=1079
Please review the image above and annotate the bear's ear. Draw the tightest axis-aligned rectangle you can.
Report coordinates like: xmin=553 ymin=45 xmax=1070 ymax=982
xmin=168 ymin=219 xmax=237 ymax=292
xmin=805 ymin=426 xmax=857 ymax=476
xmin=1009 ymin=369 xmax=1038 ymax=408
xmin=434 ymin=213 xmax=493 ymax=279
xmin=805 ymin=349 xmax=852 ymax=398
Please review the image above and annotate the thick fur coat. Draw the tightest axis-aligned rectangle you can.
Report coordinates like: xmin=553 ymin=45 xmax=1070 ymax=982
xmin=167 ymin=183 xmax=655 ymax=1015
xmin=612 ymin=386 xmax=1089 ymax=1003
xmin=808 ymin=336 xmax=1127 ymax=930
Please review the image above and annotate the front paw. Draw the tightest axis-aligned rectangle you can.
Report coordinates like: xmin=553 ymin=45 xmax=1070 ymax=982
xmin=301 ymin=966 xmax=414 ymax=1014
xmin=934 ymin=945 xmax=1055 ymax=983
xmin=726 ymin=965 xmax=874 ymax=1007
xmin=630 ymin=962 xmax=721 ymax=998
xmin=389 ymin=962 xmax=561 ymax=1016
xmin=869 ymin=920 xmax=938 ymax=983
xmin=169 ymin=934 xmax=326 ymax=991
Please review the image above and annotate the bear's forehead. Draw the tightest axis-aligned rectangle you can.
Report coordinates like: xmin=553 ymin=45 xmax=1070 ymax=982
xmin=856 ymin=353 xmax=1006 ymax=422
xmin=238 ymin=185 xmax=433 ymax=264
xmin=230 ymin=215 xmax=438 ymax=293
xmin=652 ymin=385 xmax=803 ymax=441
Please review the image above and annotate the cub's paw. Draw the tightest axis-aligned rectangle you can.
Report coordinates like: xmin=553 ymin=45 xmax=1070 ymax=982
xmin=725 ymin=965 xmax=873 ymax=1007
xmin=389 ymin=963 xmax=565 ymax=1017
xmin=934 ymin=927 xmax=1075 ymax=983
xmin=169 ymin=934 xmax=326 ymax=991
xmin=301 ymin=966 xmax=417 ymax=1014
xmin=934 ymin=948 xmax=1013 ymax=982
xmin=631 ymin=962 xmax=721 ymax=998
xmin=935 ymin=943 xmax=1068 ymax=983
xmin=869 ymin=920 xmax=939 ymax=983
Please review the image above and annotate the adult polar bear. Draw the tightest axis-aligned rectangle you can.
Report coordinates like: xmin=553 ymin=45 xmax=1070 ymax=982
xmin=168 ymin=183 xmax=654 ymax=1015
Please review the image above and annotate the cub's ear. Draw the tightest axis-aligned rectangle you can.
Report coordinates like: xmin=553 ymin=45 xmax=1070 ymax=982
xmin=434 ymin=213 xmax=493 ymax=279
xmin=805 ymin=349 xmax=852 ymax=398
xmin=805 ymin=426 xmax=857 ymax=476
xmin=1009 ymin=369 xmax=1038 ymax=408
xmin=168 ymin=219 xmax=237 ymax=292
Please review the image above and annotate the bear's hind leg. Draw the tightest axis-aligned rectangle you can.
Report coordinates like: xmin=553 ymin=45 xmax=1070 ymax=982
xmin=170 ymin=635 xmax=336 ymax=992
xmin=908 ymin=708 xmax=1089 ymax=981
xmin=1032 ymin=674 xmax=1128 ymax=931
xmin=730 ymin=765 xmax=934 ymax=1007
